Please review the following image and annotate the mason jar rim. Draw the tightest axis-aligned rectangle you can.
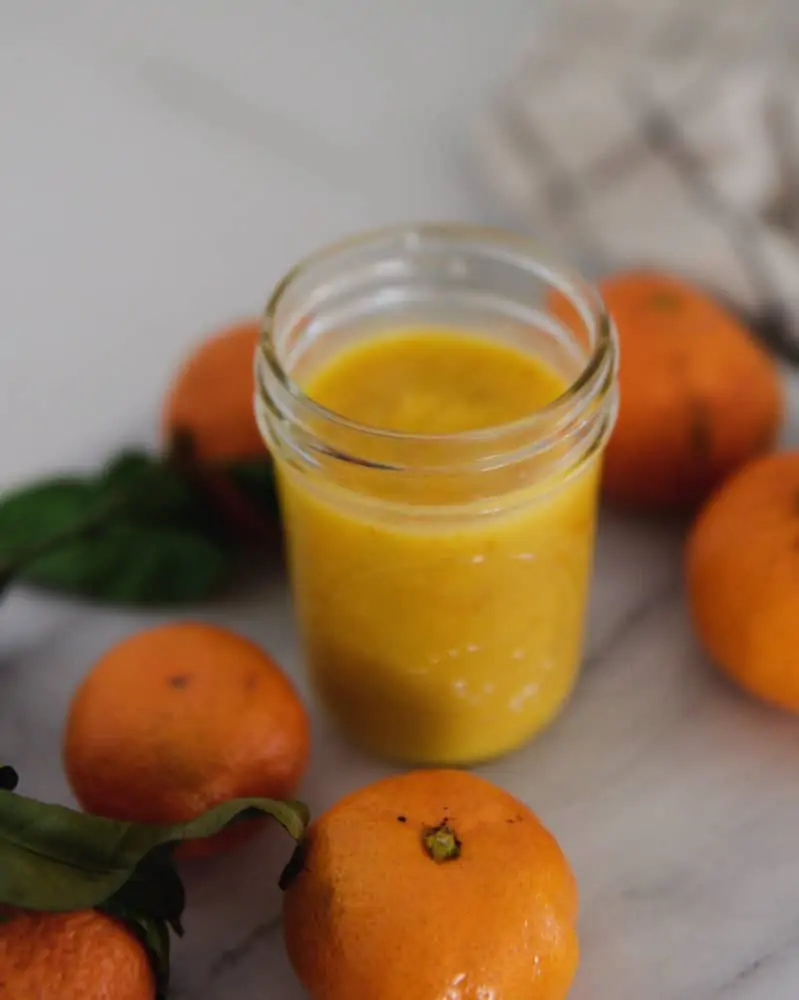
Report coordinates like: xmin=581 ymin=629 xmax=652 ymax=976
xmin=258 ymin=222 xmax=615 ymax=453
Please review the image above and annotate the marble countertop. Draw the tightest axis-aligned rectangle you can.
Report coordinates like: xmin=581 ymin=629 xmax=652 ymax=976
xmin=4 ymin=3 xmax=799 ymax=998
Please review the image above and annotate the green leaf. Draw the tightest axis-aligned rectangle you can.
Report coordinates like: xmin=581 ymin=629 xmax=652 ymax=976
xmin=101 ymin=451 xmax=226 ymax=540
xmin=175 ymin=796 xmax=310 ymax=841
xmin=0 ymin=478 xmax=102 ymax=599
xmin=0 ymin=767 xmax=18 ymax=791
xmin=0 ymin=453 xmax=236 ymax=605
xmin=279 ymin=836 xmax=311 ymax=892
xmin=0 ymin=787 xmax=309 ymax=914
xmin=22 ymin=522 xmax=232 ymax=606
xmin=105 ymin=845 xmax=186 ymax=934
xmin=0 ymin=777 xmax=307 ymax=1000
xmin=0 ymin=477 xmax=101 ymax=556
xmin=224 ymin=459 xmax=279 ymax=516
xmin=100 ymin=450 xmax=161 ymax=491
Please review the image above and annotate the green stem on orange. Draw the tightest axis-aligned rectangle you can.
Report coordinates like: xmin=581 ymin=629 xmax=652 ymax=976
xmin=422 ymin=822 xmax=461 ymax=863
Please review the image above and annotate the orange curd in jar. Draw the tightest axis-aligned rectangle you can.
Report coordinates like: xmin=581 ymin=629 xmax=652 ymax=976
xmin=257 ymin=225 xmax=617 ymax=764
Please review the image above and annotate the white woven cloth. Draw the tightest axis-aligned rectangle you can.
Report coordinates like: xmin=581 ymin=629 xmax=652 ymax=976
xmin=473 ymin=0 xmax=799 ymax=360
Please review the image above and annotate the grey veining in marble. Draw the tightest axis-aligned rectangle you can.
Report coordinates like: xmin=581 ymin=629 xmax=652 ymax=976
xmin=3 ymin=4 xmax=799 ymax=998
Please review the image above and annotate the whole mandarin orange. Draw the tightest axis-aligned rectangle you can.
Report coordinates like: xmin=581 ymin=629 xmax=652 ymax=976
xmin=0 ymin=909 xmax=154 ymax=1000
xmin=687 ymin=451 xmax=799 ymax=710
xmin=63 ymin=622 xmax=309 ymax=856
xmin=552 ymin=271 xmax=782 ymax=509
xmin=282 ymin=769 xmax=578 ymax=1000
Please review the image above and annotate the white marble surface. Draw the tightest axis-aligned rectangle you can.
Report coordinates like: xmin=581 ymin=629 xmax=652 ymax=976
xmin=4 ymin=4 xmax=799 ymax=998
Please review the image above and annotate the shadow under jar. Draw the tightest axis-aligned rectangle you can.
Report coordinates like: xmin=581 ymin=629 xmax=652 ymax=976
xmin=256 ymin=224 xmax=618 ymax=765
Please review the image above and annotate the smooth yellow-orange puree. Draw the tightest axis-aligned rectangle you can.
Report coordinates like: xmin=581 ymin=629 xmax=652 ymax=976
xmin=278 ymin=327 xmax=599 ymax=763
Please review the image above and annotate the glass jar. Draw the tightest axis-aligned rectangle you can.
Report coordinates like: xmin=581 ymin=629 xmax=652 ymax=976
xmin=256 ymin=224 xmax=617 ymax=765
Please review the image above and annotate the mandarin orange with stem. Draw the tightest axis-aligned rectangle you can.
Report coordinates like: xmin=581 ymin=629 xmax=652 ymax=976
xmin=282 ymin=769 xmax=578 ymax=1000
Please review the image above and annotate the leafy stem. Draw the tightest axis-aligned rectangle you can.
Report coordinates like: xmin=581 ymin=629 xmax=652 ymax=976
xmin=0 ymin=500 xmax=117 ymax=597
xmin=0 ymin=770 xmax=309 ymax=997
xmin=0 ymin=447 xmax=276 ymax=607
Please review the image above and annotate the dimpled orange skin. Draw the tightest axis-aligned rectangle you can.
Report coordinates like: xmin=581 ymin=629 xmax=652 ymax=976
xmin=552 ymin=271 xmax=782 ymax=509
xmin=64 ymin=622 xmax=310 ymax=857
xmin=282 ymin=770 xmax=579 ymax=1000
xmin=687 ymin=451 xmax=799 ymax=710
xmin=0 ymin=909 xmax=155 ymax=1000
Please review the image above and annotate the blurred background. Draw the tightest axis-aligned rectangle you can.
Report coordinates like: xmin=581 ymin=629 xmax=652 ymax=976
xmin=3 ymin=0 xmax=798 ymax=488
xmin=1 ymin=1 xmax=534 ymax=487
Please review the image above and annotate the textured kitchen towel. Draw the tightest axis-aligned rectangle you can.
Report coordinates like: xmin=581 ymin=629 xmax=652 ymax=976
xmin=472 ymin=0 xmax=799 ymax=361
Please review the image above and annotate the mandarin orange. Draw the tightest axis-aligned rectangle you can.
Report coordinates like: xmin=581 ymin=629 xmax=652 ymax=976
xmin=282 ymin=769 xmax=578 ymax=1000
xmin=0 ymin=909 xmax=154 ymax=1000
xmin=64 ymin=622 xmax=309 ymax=856
xmin=552 ymin=271 xmax=782 ymax=509
xmin=687 ymin=451 xmax=799 ymax=709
